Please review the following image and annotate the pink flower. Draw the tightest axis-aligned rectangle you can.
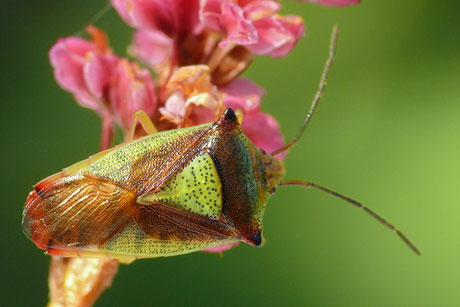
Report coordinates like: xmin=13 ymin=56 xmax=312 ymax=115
xmin=49 ymin=27 xmax=121 ymax=149
xmin=248 ymin=15 xmax=304 ymax=58
xmin=160 ymin=65 xmax=224 ymax=127
xmin=111 ymin=0 xmax=200 ymax=36
xmin=109 ymin=60 xmax=157 ymax=131
xmin=49 ymin=26 xmax=157 ymax=147
xmin=300 ymin=0 xmax=360 ymax=7
xmin=200 ymin=0 xmax=305 ymax=58
xmin=241 ymin=111 xmax=285 ymax=157
xmin=49 ymin=26 xmax=119 ymax=116
xmin=221 ymin=76 xmax=264 ymax=113
xmin=215 ymin=2 xmax=259 ymax=47
xmin=202 ymin=242 xmax=240 ymax=253
xmin=130 ymin=29 xmax=173 ymax=67
xmin=221 ymin=78 xmax=285 ymax=157
xmin=112 ymin=0 xmax=205 ymax=83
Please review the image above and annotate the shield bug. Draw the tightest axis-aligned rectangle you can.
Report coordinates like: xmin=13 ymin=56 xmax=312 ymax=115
xmin=22 ymin=26 xmax=420 ymax=261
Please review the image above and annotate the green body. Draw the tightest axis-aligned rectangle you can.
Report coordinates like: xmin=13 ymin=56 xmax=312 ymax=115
xmin=23 ymin=109 xmax=285 ymax=259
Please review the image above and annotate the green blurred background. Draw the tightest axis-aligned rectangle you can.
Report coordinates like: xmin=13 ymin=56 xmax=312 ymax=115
xmin=1 ymin=0 xmax=459 ymax=306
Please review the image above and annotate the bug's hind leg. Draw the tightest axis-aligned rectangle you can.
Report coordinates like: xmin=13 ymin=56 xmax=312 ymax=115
xmin=127 ymin=110 xmax=158 ymax=142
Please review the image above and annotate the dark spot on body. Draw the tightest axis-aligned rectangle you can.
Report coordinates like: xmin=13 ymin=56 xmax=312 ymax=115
xmin=252 ymin=230 xmax=262 ymax=246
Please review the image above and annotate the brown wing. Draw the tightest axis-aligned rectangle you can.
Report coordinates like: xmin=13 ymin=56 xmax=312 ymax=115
xmin=136 ymin=204 xmax=236 ymax=241
xmin=82 ymin=124 xmax=213 ymax=194
xmin=22 ymin=172 xmax=137 ymax=254
xmin=99 ymin=204 xmax=239 ymax=258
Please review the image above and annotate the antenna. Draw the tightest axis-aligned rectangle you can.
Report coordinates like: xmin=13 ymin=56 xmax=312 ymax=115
xmin=271 ymin=25 xmax=339 ymax=156
xmin=73 ymin=1 xmax=112 ymax=37
xmin=279 ymin=180 xmax=421 ymax=255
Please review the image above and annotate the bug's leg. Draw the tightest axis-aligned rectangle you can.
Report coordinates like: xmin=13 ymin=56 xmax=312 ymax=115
xmin=127 ymin=110 xmax=158 ymax=142
xmin=279 ymin=180 xmax=421 ymax=255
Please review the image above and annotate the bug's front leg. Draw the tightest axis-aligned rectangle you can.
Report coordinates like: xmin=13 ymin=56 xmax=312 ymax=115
xmin=126 ymin=110 xmax=158 ymax=142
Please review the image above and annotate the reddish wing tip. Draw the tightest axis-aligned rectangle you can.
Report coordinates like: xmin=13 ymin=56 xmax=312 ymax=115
xmin=22 ymin=190 xmax=49 ymax=251
xmin=33 ymin=172 xmax=65 ymax=195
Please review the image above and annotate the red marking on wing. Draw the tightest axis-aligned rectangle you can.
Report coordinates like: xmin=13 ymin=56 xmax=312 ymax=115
xmin=33 ymin=172 xmax=65 ymax=195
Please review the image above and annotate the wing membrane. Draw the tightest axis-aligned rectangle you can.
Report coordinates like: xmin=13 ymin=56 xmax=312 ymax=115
xmin=23 ymin=173 xmax=137 ymax=253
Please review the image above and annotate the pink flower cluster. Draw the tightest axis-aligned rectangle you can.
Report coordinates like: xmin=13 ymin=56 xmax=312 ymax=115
xmin=49 ymin=0 xmax=358 ymax=253
xmin=50 ymin=26 xmax=157 ymax=149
